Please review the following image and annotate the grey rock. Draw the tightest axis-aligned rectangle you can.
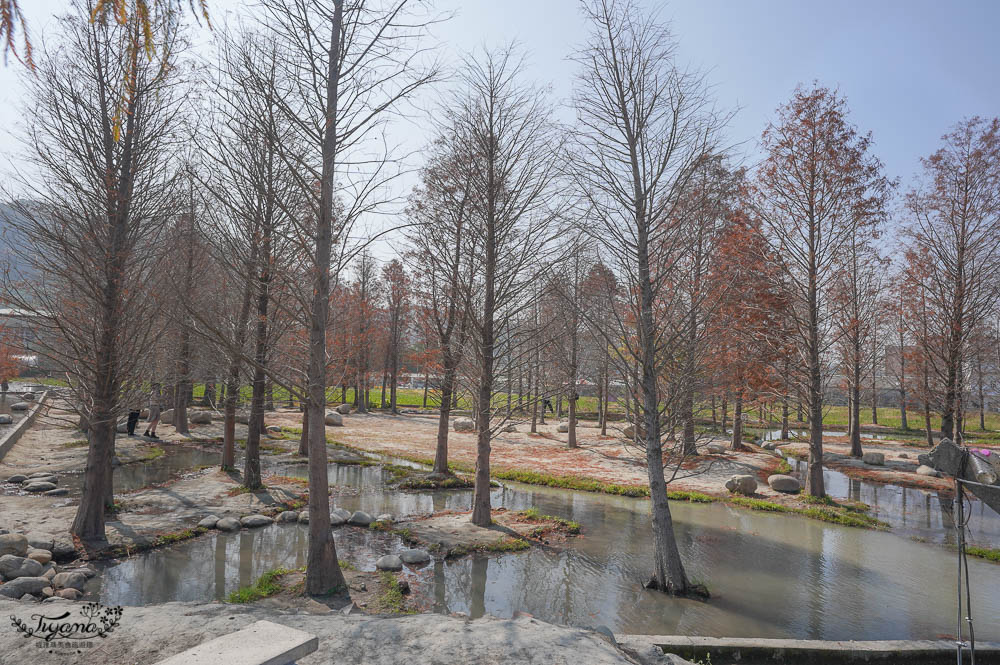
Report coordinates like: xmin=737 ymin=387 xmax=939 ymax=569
xmin=724 ymin=474 xmax=758 ymax=496
xmin=197 ymin=515 xmax=220 ymax=529
xmin=347 ymin=511 xmax=374 ymax=526
xmin=862 ymin=451 xmax=885 ymax=466
xmin=767 ymin=474 xmax=801 ymax=493
xmin=376 ymin=513 xmax=393 ymax=524
xmin=706 ymin=443 xmax=727 ymax=455
xmin=55 ymin=588 xmax=82 ymax=600
xmin=50 ymin=542 xmax=76 ymax=560
xmin=336 ymin=403 xmax=352 ymax=415
xmin=0 ymin=576 xmax=51 ymax=598
xmin=398 ymin=549 xmax=431 ymax=565
xmin=23 ymin=482 xmax=57 ymax=493
xmin=0 ymin=534 xmax=28 ymax=557
xmin=160 ymin=408 xmax=175 ymax=424
xmin=26 ymin=549 xmax=52 ymax=565
xmin=239 ymin=514 xmax=274 ymax=528
xmin=453 ymin=418 xmax=475 ymax=432
xmin=44 ymin=488 xmax=68 ymax=497
xmin=41 ymin=566 xmax=56 ymax=581
xmin=189 ymin=411 xmax=213 ymax=425
xmin=115 ymin=421 xmax=128 ymax=433
xmin=916 ymin=464 xmax=941 ymax=477
xmin=41 ymin=586 xmax=53 ymax=597
xmin=215 ymin=517 xmax=241 ymax=532
xmin=917 ymin=453 xmax=932 ymax=467
xmin=0 ymin=414 xmax=12 ymax=425
xmin=375 ymin=554 xmax=403 ymax=571
xmin=5 ymin=474 xmax=27 ymax=483
xmin=23 ymin=474 xmax=57 ymax=485
xmin=277 ymin=511 xmax=299 ymax=523
xmin=331 ymin=508 xmax=352 ymax=522
xmin=21 ymin=392 xmax=35 ymax=401
xmin=329 ymin=513 xmax=347 ymax=527
xmin=73 ymin=565 xmax=98 ymax=579
xmin=27 ymin=472 xmax=53 ymax=479
xmin=762 ymin=441 xmax=778 ymax=451
xmin=557 ymin=423 xmax=569 ymax=433
xmin=297 ymin=512 xmax=309 ymax=524
xmin=0 ymin=555 xmax=43 ymax=580
xmin=51 ymin=571 xmax=86 ymax=591
xmin=324 ymin=411 xmax=343 ymax=427
xmin=42 ymin=596 xmax=70 ymax=603
xmin=10 ymin=402 xmax=29 ymax=411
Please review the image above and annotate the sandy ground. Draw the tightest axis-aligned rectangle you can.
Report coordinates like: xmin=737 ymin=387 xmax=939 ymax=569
xmin=0 ymin=597 xmax=687 ymax=665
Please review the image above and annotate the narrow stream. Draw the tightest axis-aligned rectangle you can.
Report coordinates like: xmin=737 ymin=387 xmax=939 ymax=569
xmin=86 ymin=460 xmax=1000 ymax=641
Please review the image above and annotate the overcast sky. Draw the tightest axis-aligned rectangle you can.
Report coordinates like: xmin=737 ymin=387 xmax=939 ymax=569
xmin=2 ymin=0 xmax=998 ymax=236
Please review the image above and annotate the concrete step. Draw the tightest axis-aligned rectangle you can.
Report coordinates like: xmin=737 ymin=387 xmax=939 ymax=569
xmin=617 ymin=635 xmax=1000 ymax=665
xmin=154 ymin=620 xmax=318 ymax=665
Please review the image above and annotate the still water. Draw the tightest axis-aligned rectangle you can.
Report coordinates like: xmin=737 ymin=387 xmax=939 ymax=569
xmin=88 ymin=467 xmax=1000 ymax=641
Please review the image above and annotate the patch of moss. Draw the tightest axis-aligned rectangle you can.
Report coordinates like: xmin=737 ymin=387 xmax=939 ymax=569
xmin=492 ymin=469 xmax=648 ymax=497
xmin=519 ymin=508 xmax=581 ymax=534
xmin=374 ymin=572 xmax=416 ymax=614
xmin=667 ymin=490 xmax=716 ymax=503
xmin=965 ymin=546 xmax=1000 ymax=563
xmin=140 ymin=445 xmax=165 ymax=461
xmin=154 ymin=527 xmax=205 ymax=546
xmin=226 ymin=567 xmax=292 ymax=603
xmin=727 ymin=496 xmax=888 ymax=529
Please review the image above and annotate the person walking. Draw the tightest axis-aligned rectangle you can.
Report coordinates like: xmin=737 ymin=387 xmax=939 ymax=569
xmin=144 ymin=386 xmax=162 ymax=439
xmin=126 ymin=407 xmax=141 ymax=436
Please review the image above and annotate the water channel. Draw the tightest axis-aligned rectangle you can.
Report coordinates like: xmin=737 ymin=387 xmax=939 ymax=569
xmin=84 ymin=452 xmax=1000 ymax=641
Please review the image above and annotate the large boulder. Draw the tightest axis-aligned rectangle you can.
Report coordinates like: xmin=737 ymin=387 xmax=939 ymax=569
xmin=347 ymin=511 xmax=374 ymax=526
xmin=862 ymin=452 xmax=885 ymax=466
xmin=297 ymin=512 xmax=309 ymax=524
xmin=197 ymin=515 xmax=220 ymax=530
xmin=189 ymin=411 xmax=213 ymax=425
xmin=724 ymin=474 xmax=758 ymax=496
xmin=56 ymin=588 xmax=82 ymax=600
xmin=23 ymin=475 xmax=57 ymax=486
xmin=706 ymin=443 xmax=726 ymax=455
xmin=399 ymin=549 xmax=431 ymax=566
xmin=767 ymin=474 xmax=801 ymax=493
xmin=336 ymin=403 xmax=352 ymax=415
xmin=51 ymin=571 xmax=87 ymax=591
xmin=0 ymin=414 xmax=12 ymax=425
xmin=26 ymin=534 xmax=54 ymax=551
xmin=239 ymin=514 xmax=274 ymax=528
xmin=330 ymin=508 xmax=352 ymax=527
xmin=160 ymin=409 xmax=175 ymax=425
xmin=0 ymin=555 xmax=43 ymax=580
xmin=5 ymin=474 xmax=26 ymax=483
xmin=23 ymin=482 xmax=57 ymax=493
xmin=375 ymin=555 xmax=403 ymax=571
xmin=916 ymin=464 xmax=941 ymax=477
xmin=21 ymin=392 xmax=36 ymax=401
xmin=277 ymin=510 xmax=299 ymax=523
xmin=453 ymin=418 xmax=475 ymax=433
xmin=10 ymin=402 xmax=29 ymax=411
xmin=0 ymin=576 xmax=50 ymax=598
xmin=215 ymin=517 xmax=241 ymax=532
xmin=324 ymin=412 xmax=344 ymax=427
xmin=26 ymin=549 xmax=52 ymax=565
xmin=50 ymin=542 xmax=76 ymax=561
xmin=0 ymin=535 xmax=28 ymax=557
xmin=557 ymin=423 xmax=569 ymax=433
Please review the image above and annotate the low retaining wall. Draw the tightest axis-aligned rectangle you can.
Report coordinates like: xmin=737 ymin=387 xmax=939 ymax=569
xmin=617 ymin=635 xmax=1000 ymax=665
xmin=0 ymin=390 xmax=50 ymax=463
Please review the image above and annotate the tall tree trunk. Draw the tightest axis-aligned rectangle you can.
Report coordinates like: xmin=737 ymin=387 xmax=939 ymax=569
xmin=721 ymin=392 xmax=728 ymax=433
xmin=433 ymin=359 xmax=457 ymax=476
xmin=298 ymin=405 xmax=309 ymax=456
xmin=304 ymin=0 xmax=346 ymax=596
xmin=849 ymin=361 xmax=863 ymax=457
xmin=422 ymin=370 xmax=428 ymax=408
xmin=781 ymin=394 xmax=789 ymax=440
xmin=806 ymin=237 xmax=826 ymax=496
xmin=730 ymin=391 xmax=745 ymax=451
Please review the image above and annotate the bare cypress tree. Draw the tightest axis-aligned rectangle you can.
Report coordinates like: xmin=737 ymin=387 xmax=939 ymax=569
xmin=446 ymin=46 xmax=562 ymax=527
xmin=569 ymin=0 xmax=724 ymax=595
xmin=260 ymin=0 xmax=439 ymax=595
xmin=753 ymin=86 xmax=890 ymax=496
xmin=1 ymin=4 xmax=184 ymax=549
xmin=906 ymin=118 xmax=1000 ymax=444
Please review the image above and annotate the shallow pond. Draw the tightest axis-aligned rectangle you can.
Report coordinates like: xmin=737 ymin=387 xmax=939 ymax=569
xmin=87 ymin=464 xmax=1000 ymax=641
xmin=785 ymin=456 xmax=1000 ymax=548
xmin=58 ymin=444 xmax=221 ymax=494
